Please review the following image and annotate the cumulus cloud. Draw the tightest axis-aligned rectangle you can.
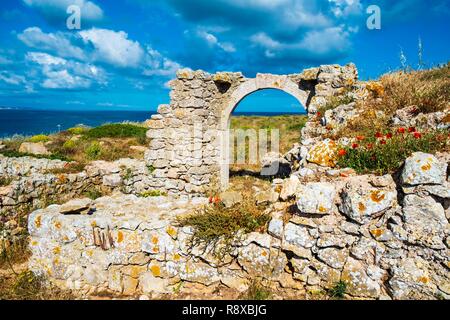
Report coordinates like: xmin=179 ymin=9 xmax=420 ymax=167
xmin=0 ymin=72 xmax=26 ymax=86
xmin=79 ymin=28 xmax=144 ymax=68
xmin=18 ymin=27 xmax=86 ymax=60
xmin=26 ymin=52 xmax=107 ymax=90
xmin=23 ymin=0 xmax=103 ymax=22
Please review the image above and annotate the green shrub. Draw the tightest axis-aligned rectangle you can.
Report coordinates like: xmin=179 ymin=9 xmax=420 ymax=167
xmin=67 ymin=126 xmax=89 ymax=135
xmin=83 ymin=187 xmax=104 ymax=200
xmin=177 ymin=199 xmax=270 ymax=258
xmin=62 ymin=139 xmax=77 ymax=150
xmin=85 ymin=123 xmax=147 ymax=140
xmin=85 ymin=141 xmax=102 ymax=160
xmin=329 ymin=281 xmax=347 ymax=299
xmin=28 ymin=134 xmax=50 ymax=143
xmin=337 ymin=129 xmax=449 ymax=175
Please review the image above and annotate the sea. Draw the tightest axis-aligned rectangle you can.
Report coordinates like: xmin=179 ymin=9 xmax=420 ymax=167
xmin=0 ymin=107 xmax=306 ymax=138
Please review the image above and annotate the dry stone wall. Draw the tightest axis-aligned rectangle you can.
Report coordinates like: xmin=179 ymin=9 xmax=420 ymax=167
xmin=27 ymin=151 xmax=449 ymax=299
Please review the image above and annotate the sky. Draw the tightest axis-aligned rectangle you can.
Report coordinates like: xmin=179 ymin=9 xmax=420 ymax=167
xmin=0 ymin=0 xmax=449 ymax=112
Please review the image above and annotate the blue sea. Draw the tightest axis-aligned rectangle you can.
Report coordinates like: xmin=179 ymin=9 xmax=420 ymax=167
xmin=0 ymin=107 xmax=305 ymax=138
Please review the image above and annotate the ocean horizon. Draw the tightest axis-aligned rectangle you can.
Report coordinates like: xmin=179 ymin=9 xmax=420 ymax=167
xmin=0 ymin=107 xmax=306 ymax=138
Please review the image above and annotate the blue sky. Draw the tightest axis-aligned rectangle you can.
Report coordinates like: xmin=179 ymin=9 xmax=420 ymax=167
xmin=0 ymin=0 xmax=449 ymax=112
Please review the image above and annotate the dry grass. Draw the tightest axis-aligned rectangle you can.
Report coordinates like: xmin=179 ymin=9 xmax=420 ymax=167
xmin=229 ymin=115 xmax=307 ymax=172
xmin=333 ymin=64 xmax=450 ymax=139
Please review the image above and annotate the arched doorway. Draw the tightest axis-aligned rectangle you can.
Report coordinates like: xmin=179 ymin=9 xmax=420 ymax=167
xmin=219 ymin=76 xmax=309 ymax=189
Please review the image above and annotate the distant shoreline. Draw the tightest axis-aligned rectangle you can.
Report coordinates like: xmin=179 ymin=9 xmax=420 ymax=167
xmin=0 ymin=109 xmax=306 ymax=138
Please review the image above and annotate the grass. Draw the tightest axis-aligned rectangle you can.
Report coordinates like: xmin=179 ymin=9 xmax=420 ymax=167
xmin=230 ymin=114 xmax=307 ymax=172
xmin=82 ymin=187 xmax=105 ymax=200
xmin=241 ymin=280 xmax=272 ymax=300
xmin=0 ymin=270 xmax=75 ymax=300
xmin=332 ymin=64 xmax=450 ymax=140
xmin=0 ymin=150 xmax=70 ymax=162
xmin=85 ymin=123 xmax=148 ymax=141
xmin=177 ymin=198 xmax=270 ymax=258
xmin=336 ymin=129 xmax=449 ymax=175
xmin=328 ymin=281 xmax=347 ymax=299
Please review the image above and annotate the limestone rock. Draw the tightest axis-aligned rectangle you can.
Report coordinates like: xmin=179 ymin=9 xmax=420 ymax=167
xmin=260 ymin=152 xmax=291 ymax=178
xmin=219 ymin=190 xmax=243 ymax=208
xmin=306 ymin=139 xmax=338 ymax=167
xmin=341 ymin=257 xmax=382 ymax=298
xmin=389 ymin=257 xmax=437 ymax=299
xmin=283 ymin=223 xmax=315 ymax=249
xmin=402 ymin=195 xmax=447 ymax=249
xmin=401 ymin=152 xmax=447 ymax=186
xmin=316 ymin=248 xmax=347 ymax=269
xmin=279 ymin=175 xmax=300 ymax=201
xmin=254 ymin=189 xmax=279 ymax=205
xmin=340 ymin=178 xmax=397 ymax=224
xmin=18 ymin=142 xmax=50 ymax=155
xmin=59 ymin=198 xmax=93 ymax=214
xmin=296 ymin=182 xmax=336 ymax=215
xmin=103 ymin=174 xmax=123 ymax=187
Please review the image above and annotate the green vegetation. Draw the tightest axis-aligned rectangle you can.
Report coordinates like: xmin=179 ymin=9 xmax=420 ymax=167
xmin=318 ymin=90 xmax=355 ymax=116
xmin=140 ymin=190 xmax=167 ymax=197
xmin=337 ymin=129 xmax=448 ymax=175
xmin=85 ymin=141 xmax=102 ymax=160
xmin=82 ymin=187 xmax=104 ymax=200
xmin=85 ymin=123 xmax=147 ymax=140
xmin=0 ymin=176 xmax=13 ymax=186
xmin=242 ymin=280 xmax=272 ymax=300
xmin=177 ymin=198 xmax=270 ymax=258
xmin=0 ymin=150 xmax=70 ymax=161
xmin=329 ymin=281 xmax=347 ymax=299
xmin=0 ymin=270 xmax=74 ymax=300
xmin=67 ymin=126 xmax=90 ymax=135
xmin=28 ymin=134 xmax=50 ymax=143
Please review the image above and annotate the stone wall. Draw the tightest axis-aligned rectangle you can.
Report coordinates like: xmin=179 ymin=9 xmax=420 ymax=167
xmin=0 ymin=155 xmax=167 ymax=218
xmin=27 ymin=151 xmax=449 ymax=300
xmin=144 ymin=64 xmax=358 ymax=194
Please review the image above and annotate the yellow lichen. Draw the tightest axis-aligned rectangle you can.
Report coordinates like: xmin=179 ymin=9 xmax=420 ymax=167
xmin=150 ymin=265 xmax=161 ymax=277
xmin=35 ymin=215 xmax=42 ymax=228
xmin=117 ymin=231 xmax=124 ymax=243
xmin=370 ymin=190 xmax=385 ymax=203
xmin=358 ymin=202 xmax=366 ymax=212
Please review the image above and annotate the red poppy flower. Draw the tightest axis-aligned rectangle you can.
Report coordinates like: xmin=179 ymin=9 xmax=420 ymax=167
xmin=380 ymin=139 xmax=387 ymax=145
xmin=367 ymin=143 xmax=374 ymax=149
xmin=338 ymin=149 xmax=347 ymax=156
xmin=375 ymin=132 xmax=383 ymax=138
xmin=408 ymin=127 xmax=416 ymax=133
xmin=397 ymin=127 xmax=406 ymax=134
xmin=316 ymin=112 xmax=321 ymax=117
xmin=413 ymin=132 xmax=422 ymax=139
xmin=386 ymin=133 xmax=393 ymax=139
xmin=356 ymin=135 xmax=365 ymax=141
xmin=352 ymin=143 xmax=359 ymax=149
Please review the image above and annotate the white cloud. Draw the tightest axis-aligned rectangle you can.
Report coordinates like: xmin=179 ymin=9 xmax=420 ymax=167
xmin=79 ymin=28 xmax=144 ymax=68
xmin=0 ymin=71 xmax=26 ymax=85
xmin=142 ymin=46 xmax=181 ymax=76
xmin=26 ymin=52 xmax=107 ymax=89
xmin=23 ymin=0 xmax=103 ymax=21
xmin=18 ymin=27 xmax=86 ymax=60
xmin=197 ymin=29 xmax=236 ymax=53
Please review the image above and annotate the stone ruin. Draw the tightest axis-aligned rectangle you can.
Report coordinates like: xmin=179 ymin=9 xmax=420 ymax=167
xmin=1 ymin=63 xmax=448 ymax=300
xmin=144 ymin=64 xmax=358 ymax=195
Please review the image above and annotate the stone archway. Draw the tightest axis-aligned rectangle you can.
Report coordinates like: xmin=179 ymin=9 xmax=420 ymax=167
xmin=218 ymin=74 xmax=310 ymax=189
xmin=144 ymin=64 xmax=358 ymax=196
